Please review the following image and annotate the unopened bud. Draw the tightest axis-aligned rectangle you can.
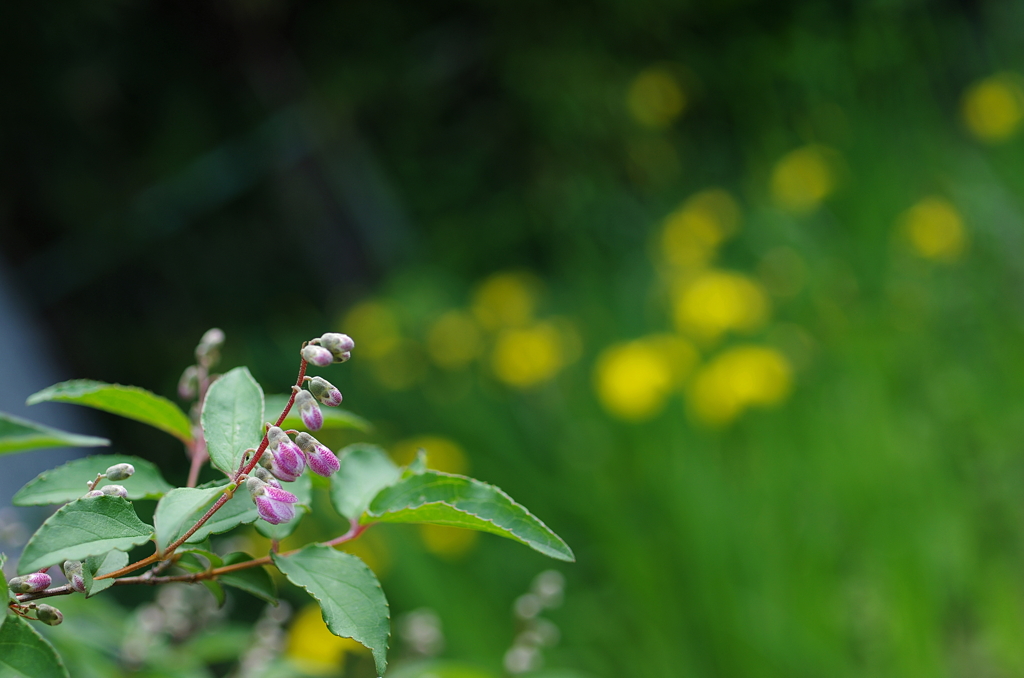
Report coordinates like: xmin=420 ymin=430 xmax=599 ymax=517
xmin=247 ymin=477 xmax=298 ymax=525
xmin=301 ymin=344 xmax=334 ymax=367
xmin=270 ymin=440 xmax=306 ymax=482
xmin=101 ymin=485 xmax=128 ymax=498
xmin=84 ymin=490 xmax=104 ymax=498
xmin=266 ymin=426 xmax=290 ymax=450
xmin=9 ymin=573 xmax=52 ymax=594
xmin=63 ymin=561 xmax=86 ymax=593
xmin=178 ymin=365 xmax=199 ymax=400
xmin=105 ymin=463 xmax=135 ymax=481
xmin=308 ymin=377 xmax=343 ymax=407
xmin=253 ymin=467 xmax=282 ymax=489
xmin=294 ymin=390 xmax=323 ymax=431
xmin=319 ymin=333 xmax=355 ymax=361
xmin=196 ymin=328 xmax=226 ymax=364
xmin=295 ymin=432 xmax=340 ymax=477
xmin=258 ymin=449 xmax=275 ymax=470
xmin=36 ymin=604 xmax=63 ymax=626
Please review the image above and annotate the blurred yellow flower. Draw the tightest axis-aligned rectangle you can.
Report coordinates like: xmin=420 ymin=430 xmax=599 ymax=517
xmin=900 ymin=196 xmax=968 ymax=262
xmin=368 ymin=338 xmax=427 ymax=391
xmin=491 ymin=322 xmax=564 ymax=388
xmin=471 ymin=271 xmax=539 ymax=331
xmin=627 ymin=66 xmax=686 ymax=129
xmin=427 ymin=310 xmax=483 ymax=369
xmin=770 ymin=145 xmax=838 ymax=213
xmin=286 ymin=603 xmax=368 ymax=675
xmin=594 ymin=335 xmax=698 ymax=421
xmin=420 ymin=524 xmax=479 ymax=560
xmin=962 ymin=73 xmax=1024 ymax=142
xmin=391 ymin=435 xmax=469 ymax=475
xmin=659 ymin=189 xmax=742 ymax=268
xmin=688 ymin=346 xmax=792 ymax=426
xmin=341 ymin=301 xmax=400 ymax=359
xmin=672 ymin=270 xmax=769 ymax=342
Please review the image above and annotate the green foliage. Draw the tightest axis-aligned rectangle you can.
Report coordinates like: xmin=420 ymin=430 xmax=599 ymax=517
xmin=0 ymin=614 xmax=69 ymax=678
xmin=217 ymin=553 xmax=277 ymax=605
xmin=200 ymin=367 xmax=263 ymax=475
xmin=367 ymin=471 xmax=575 ymax=562
xmin=18 ymin=496 xmax=154 ymax=574
xmin=154 ymin=486 xmax=227 ymax=553
xmin=83 ymin=551 xmax=128 ymax=597
xmin=330 ymin=444 xmax=401 ymax=520
xmin=0 ymin=412 xmax=108 ymax=456
xmin=183 ymin=487 xmax=258 ymax=544
xmin=26 ymin=380 xmax=193 ymax=443
xmin=273 ymin=545 xmax=391 ymax=676
xmin=264 ymin=395 xmax=371 ymax=432
xmin=13 ymin=455 xmax=172 ymax=506
xmin=254 ymin=473 xmax=311 ymax=540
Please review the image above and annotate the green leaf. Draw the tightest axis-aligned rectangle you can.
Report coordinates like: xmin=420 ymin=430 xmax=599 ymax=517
xmin=256 ymin=473 xmax=312 ymax=540
xmin=366 ymin=471 xmax=575 ymax=562
xmin=18 ymin=496 xmax=154 ymax=574
xmin=330 ymin=444 xmax=401 ymax=521
xmin=13 ymin=455 xmax=173 ymax=506
xmin=272 ymin=545 xmax=389 ymax=676
xmin=185 ymin=487 xmax=258 ymax=544
xmin=1 ymin=554 xmax=8 ymax=604
xmin=27 ymin=380 xmax=193 ymax=444
xmin=176 ymin=554 xmax=226 ymax=607
xmin=84 ymin=551 xmax=129 ymax=597
xmin=0 ymin=411 xmax=109 ymax=456
xmin=218 ymin=552 xmax=277 ymax=605
xmin=0 ymin=613 xmax=69 ymax=678
xmin=154 ymin=486 xmax=227 ymax=553
xmin=202 ymin=367 xmax=264 ymax=476
xmin=265 ymin=395 xmax=371 ymax=432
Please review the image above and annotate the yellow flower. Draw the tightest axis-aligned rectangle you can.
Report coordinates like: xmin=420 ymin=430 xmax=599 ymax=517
xmin=770 ymin=145 xmax=839 ymax=213
xmin=341 ymin=301 xmax=400 ymax=359
xmin=899 ymin=196 xmax=967 ymax=262
xmin=962 ymin=73 xmax=1024 ymax=142
xmin=627 ymin=66 xmax=686 ymax=129
xmin=672 ymin=270 xmax=769 ymax=342
xmin=420 ymin=524 xmax=479 ymax=560
xmin=594 ymin=335 xmax=698 ymax=421
xmin=659 ymin=189 xmax=742 ymax=268
xmin=367 ymin=338 xmax=427 ymax=391
xmin=471 ymin=271 xmax=539 ymax=331
xmin=491 ymin=322 xmax=564 ymax=388
xmin=688 ymin=346 xmax=792 ymax=426
xmin=286 ymin=604 xmax=369 ymax=675
xmin=427 ymin=310 xmax=483 ymax=369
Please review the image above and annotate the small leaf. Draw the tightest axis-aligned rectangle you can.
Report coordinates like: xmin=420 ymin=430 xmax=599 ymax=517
xmin=218 ymin=552 xmax=277 ymax=605
xmin=202 ymin=367 xmax=264 ymax=476
xmin=84 ymin=551 xmax=129 ymax=597
xmin=256 ymin=473 xmax=312 ymax=541
xmin=0 ymin=613 xmax=70 ymax=678
xmin=27 ymin=380 xmax=193 ymax=443
xmin=18 ymin=496 xmax=154 ymax=574
xmin=265 ymin=395 xmax=371 ymax=432
xmin=13 ymin=455 xmax=173 ymax=506
xmin=367 ymin=471 xmax=574 ymax=562
xmin=185 ymin=488 xmax=258 ymax=544
xmin=273 ymin=545 xmax=390 ymax=676
xmin=330 ymin=444 xmax=401 ymax=521
xmin=0 ymin=411 xmax=109 ymax=456
xmin=154 ymin=486 xmax=227 ymax=553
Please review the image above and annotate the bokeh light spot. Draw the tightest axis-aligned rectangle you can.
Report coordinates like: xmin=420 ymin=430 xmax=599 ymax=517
xmin=673 ymin=270 xmax=769 ymax=342
xmin=594 ymin=335 xmax=698 ymax=421
xmin=962 ymin=73 xmax=1024 ymax=142
xmin=659 ymin=188 xmax=742 ymax=268
xmin=420 ymin=524 xmax=479 ymax=560
xmin=286 ymin=603 xmax=369 ymax=675
xmin=491 ymin=322 xmax=564 ymax=388
xmin=770 ymin=145 xmax=838 ymax=213
xmin=688 ymin=346 xmax=792 ymax=426
xmin=900 ymin=196 xmax=968 ymax=262
xmin=392 ymin=435 xmax=469 ymax=475
xmin=627 ymin=67 xmax=686 ymax=129
xmin=427 ymin=310 xmax=483 ymax=369
xmin=471 ymin=271 xmax=539 ymax=331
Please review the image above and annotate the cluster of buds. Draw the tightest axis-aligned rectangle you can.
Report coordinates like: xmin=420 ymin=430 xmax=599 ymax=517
xmin=245 ymin=477 xmax=298 ymax=525
xmin=300 ymin=332 xmax=354 ymax=367
xmin=83 ymin=463 xmax=135 ymax=498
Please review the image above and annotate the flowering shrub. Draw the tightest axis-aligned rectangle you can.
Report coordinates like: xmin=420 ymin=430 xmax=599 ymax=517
xmin=0 ymin=330 xmax=573 ymax=677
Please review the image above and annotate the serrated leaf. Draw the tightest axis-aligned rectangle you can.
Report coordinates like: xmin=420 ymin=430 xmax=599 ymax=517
xmin=13 ymin=455 xmax=173 ymax=506
xmin=366 ymin=471 xmax=574 ymax=562
xmin=256 ymin=473 xmax=312 ymax=540
xmin=265 ymin=395 xmax=371 ymax=432
xmin=185 ymin=487 xmax=258 ymax=544
xmin=0 ymin=613 xmax=70 ymax=678
xmin=84 ymin=551 xmax=129 ymax=597
xmin=202 ymin=579 xmax=226 ymax=607
xmin=18 ymin=496 xmax=154 ymax=574
xmin=176 ymin=553 xmax=227 ymax=607
xmin=330 ymin=444 xmax=401 ymax=521
xmin=174 ymin=547 xmax=223 ymax=569
xmin=27 ymin=380 xmax=193 ymax=444
xmin=272 ymin=545 xmax=389 ymax=676
xmin=218 ymin=552 xmax=277 ymax=605
xmin=202 ymin=367 xmax=264 ymax=476
xmin=154 ymin=486 xmax=228 ymax=553
xmin=0 ymin=411 xmax=109 ymax=456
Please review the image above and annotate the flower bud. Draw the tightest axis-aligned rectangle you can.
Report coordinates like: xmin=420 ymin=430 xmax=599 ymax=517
xmin=196 ymin=328 xmax=226 ymax=363
xmin=105 ymin=463 xmax=135 ymax=481
xmin=8 ymin=573 xmax=52 ymax=594
xmin=294 ymin=390 xmax=323 ymax=431
xmin=253 ymin=467 xmax=282 ymax=489
xmin=308 ymin=377 xmax=343 ymax=407
xmin=258 ymin=449 xmax=275 ymax=470
xmin=319 ymin=333 xmax=355 ymax=361
xmin=63 ymin=561 xmax=86 ymax=593
xmin=267 ymin=426 xmax=290 ymax=449
xmin=101 ymin=485 xmax=128 ymax=498
xmin=36 ymin=604 xmax=63 ymax=626
xmin=246 ymin=477 xmax=299 ymax=525
xmin=295 ymin=432 xmax=340 ymax=477
xmin=269 ymin=439 xmax=306 ymax=482
xmin=178 ymin=365 xmax=199 ymax=400
xmin=84 ymin=490 xmax=104 ymax=498
xmin=301 ymin=345 xmax=334 ymax=367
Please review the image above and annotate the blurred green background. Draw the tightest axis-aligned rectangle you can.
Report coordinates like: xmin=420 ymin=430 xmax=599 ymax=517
xmin=5 ymin=1 xmax=1024 ymax=677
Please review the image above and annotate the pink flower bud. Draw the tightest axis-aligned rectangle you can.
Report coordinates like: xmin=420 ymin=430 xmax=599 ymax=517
xmin=301 ymin=344 xmax=334 ymax=367
xmin=246 ymin=477 xmax=298 ymax=525
xmin=105 ymin=463 xmax=135 ymax=481
xmin=294 ymin=390 xmax=323 ymax=431
xmin=63 ymin=561 xmax=86 ymax=593
xmin=37 ymin=604 xmax=63 ymax=626
xmin=270 ymin=440 xmax=306 ymax=481
xmin=101 ymin=485 xmax=128 ymax=498
xmin=308 ymin=377 xmax=343 ymax=407
xmin=253 ymin=467 xmax=282 ymax=489
xmin=84 ymin=490 xmax=104 ymax=498
xmin=178 ymin=365 xmax=199 ymax=400
xmin=267 ymin=426 xmax=290 ymax=449
xmin=295 ymin=432 xmax=340 ymax=477
xmin=9 ymin=573 xmax=52 ymax=594
xmin=319 ymin=333 xmax=355 ymax=357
